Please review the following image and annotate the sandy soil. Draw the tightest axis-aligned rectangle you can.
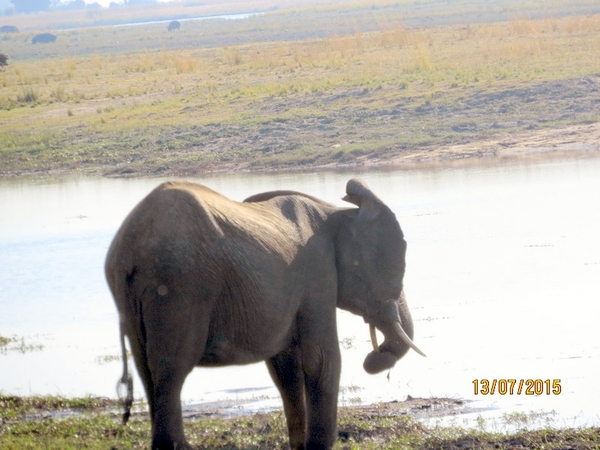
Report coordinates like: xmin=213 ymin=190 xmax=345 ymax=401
xmin=379 ymin=121 xmax=600 ymax=167
xmin=389 ymin=123 xmax=600 ymax=163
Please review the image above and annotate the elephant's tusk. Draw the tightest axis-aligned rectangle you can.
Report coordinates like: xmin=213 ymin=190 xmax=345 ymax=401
xmin=369 ymin=324 xmax=379 ymax=352
xmin=392 ymin=322 xmax=427 ymax=357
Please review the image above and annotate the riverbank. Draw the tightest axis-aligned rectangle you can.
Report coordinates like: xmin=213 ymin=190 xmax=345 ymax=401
xmin=3 ymin=118 xmax=600 ymax=179
xmin=101 ymin=120 xmax=600 ymax=178
xmin=2 ymin=3 xmax=600 ymax=179
xmin=1 ymin=395 xmax=598 ymax=449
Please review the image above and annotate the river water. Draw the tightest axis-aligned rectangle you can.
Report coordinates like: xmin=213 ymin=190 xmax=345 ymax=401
xmin=110 ymin=12 xmax=258 ymax=29
xmin=1 ymin=154 xmax=599 ymax=430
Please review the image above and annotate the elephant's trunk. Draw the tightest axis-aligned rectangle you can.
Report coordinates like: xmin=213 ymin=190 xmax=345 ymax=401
xmin=363 ymin=292 xmax=425 ymax=374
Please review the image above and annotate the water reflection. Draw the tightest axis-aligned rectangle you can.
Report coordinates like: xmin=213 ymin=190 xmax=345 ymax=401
xmin=1 ymin=154 xmax=599 ymax=429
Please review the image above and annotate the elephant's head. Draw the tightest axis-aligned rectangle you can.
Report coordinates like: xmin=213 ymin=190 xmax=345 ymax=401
xmin=336 ymin=179 xmax=425 ymax=374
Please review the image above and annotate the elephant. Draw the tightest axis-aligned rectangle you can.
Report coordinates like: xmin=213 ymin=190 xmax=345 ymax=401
xmin=0 ymin=53 xmax=7 ymax=67
xmin=32 ymin=32 xmax=57 ymax=44
xmin=167 ymin=20 xmax=180 ymax=31
xmin=105 ymin=178 xmax=425 ymax=450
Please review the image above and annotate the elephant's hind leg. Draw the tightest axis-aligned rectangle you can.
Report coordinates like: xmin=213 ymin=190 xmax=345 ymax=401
xmin=150 ymin=372 xmax=188 ymax=450
xmin=267 ymin=346 xmax=307 ymax=450
xmin=142 ymin=295 xmax=209 ymax=449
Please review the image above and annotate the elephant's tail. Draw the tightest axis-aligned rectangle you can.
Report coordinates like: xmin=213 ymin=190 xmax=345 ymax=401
xmin=116 ymin=321 xmax=134 ymax=425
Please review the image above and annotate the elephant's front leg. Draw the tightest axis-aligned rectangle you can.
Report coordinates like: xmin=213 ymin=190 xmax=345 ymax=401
xmin=267 ymin=346 xmax=307 ymax=450
xmin=299 ymin=310 xmax=341 ymax=449
xmin=302 ymin=345 xmax=340 ymax=449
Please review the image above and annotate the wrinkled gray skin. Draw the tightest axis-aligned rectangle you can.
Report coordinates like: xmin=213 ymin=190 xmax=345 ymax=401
xmin=105 ymin=178 xmax=420 ymax=450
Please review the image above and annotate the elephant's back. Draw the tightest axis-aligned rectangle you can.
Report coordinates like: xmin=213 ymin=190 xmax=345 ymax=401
xmin=106 ymin=181 xmax=294 ymax=269
xmin=108 ymin=181 xmax=226 ymax=258
xmin=158 ymin=181 xmax=302 ymax=252
xmin=106 ymin=181 xmax=328 ymax=310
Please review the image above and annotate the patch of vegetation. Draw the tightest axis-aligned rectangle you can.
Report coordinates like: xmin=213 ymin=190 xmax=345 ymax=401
xmin=0 ymin=395 xmax=119 ymax=420
xmin=0 ymin=335 xmax=44 ymax=355
xmin=95 ymin=350 xmax=131 ymax=365
xmin=420 ymin=426 xmax=600 ymax=450
xmin=0 ymin=396 xmax=598 ymax=449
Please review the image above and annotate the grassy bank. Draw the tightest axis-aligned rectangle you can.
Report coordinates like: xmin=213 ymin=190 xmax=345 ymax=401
xmin=1 ymin=1 xmax=600 ymax=177
xmin=1 ymin=395 xmax=598 ymax=449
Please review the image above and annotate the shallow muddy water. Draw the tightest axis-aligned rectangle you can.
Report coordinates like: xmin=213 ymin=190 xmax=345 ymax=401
xmin=1 ymin=154 xmax=599 ymax=429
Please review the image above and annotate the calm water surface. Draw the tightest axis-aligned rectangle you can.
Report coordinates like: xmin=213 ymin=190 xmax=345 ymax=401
xmin=1 ymin=155 xmax=599 ymax=429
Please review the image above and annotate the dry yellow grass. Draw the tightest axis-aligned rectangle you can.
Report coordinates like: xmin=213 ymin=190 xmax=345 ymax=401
xmin=2 ymin=13 xmax=599 ymax=114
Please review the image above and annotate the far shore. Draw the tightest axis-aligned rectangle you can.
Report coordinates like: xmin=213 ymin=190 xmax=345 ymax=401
xmin=3 ymin=121 xmax=600 ymax=180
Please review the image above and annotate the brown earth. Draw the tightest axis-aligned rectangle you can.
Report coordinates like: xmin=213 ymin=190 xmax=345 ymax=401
xmin=127 ymin=121 xmax=600 ymax=177
xmin=381 ymin=120 xmax=600 ymax=167
xmin=14 ymin=115 xmax=600 ymax=179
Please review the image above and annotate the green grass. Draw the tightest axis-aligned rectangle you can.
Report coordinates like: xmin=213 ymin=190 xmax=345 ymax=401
xmin=0 ymin=395 xmax=598 ymax=449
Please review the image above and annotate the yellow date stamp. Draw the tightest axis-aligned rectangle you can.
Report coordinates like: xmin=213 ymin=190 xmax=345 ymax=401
xmin=472 ymin=379 xmax=562 ymax=395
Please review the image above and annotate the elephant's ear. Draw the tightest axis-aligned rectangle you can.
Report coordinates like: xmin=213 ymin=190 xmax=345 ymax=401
xmin=342 ymin=178 xmax=382 ymax=221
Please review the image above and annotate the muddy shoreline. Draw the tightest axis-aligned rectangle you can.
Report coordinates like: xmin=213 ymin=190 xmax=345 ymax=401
xmin=97 ymin=132 xmax=600 ymax=179
xmin=176 ymin=396 xmax=473 ymax=422
xmin=1 ymin=395 xmax=474 ymax=429
xmin=4 ymin=394 xmax=598 ymax=449
xmin=153 ymin=121 xmax=600 ymax=178
xmin=6 ymin=121 xmax=600 ymax=180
